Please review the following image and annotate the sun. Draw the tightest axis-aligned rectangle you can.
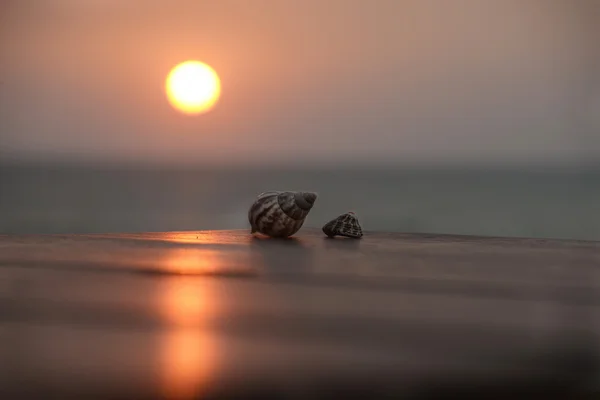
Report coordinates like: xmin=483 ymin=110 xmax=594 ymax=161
xmin=165 ymin=61 xmax=221 ymax=115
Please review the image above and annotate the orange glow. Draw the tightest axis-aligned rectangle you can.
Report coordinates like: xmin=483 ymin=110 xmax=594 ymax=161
xmin=158 ymin=277 xmax=218 ymax=400
xmin=160 ymin=276 xmax=210 ymax=326
xmin=161 ymin=328 xmax=212 ymax=400
xmin=165 ymin=61 xmax=221 ymax=115
xmin=156 ymin=247 xmax=257 ymax=277
xmin=85 ymin=231 xmax=253 ymax=245
xmin=162 ymin=248 xmax=221 ymax=275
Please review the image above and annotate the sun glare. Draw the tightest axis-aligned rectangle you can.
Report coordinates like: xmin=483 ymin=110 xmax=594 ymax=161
xmin=165 ymin=61 xmax=221 ymax=115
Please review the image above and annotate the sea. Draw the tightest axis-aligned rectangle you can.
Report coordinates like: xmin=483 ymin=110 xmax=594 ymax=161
xmin=1 ymin=163 xmax=599 ymax=241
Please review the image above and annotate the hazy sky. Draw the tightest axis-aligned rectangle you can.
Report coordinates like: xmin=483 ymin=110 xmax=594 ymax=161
xmin=1 ymin=0 xmax=599 ymax=167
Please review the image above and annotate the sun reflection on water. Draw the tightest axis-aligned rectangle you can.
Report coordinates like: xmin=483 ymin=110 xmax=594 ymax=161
xmin=158 ymin=251 xmax=221 ymax=400
xmin=155 ymin=247 xmax=257 ymax=277
xmin=162 ymin=249 xmax=220 ymax=275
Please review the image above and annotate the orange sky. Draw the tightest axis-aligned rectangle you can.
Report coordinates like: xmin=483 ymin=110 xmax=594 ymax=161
xmin=1 ymin=0 xmax=599 ymax=167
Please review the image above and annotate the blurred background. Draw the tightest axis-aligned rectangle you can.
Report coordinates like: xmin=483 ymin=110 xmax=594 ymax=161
xmin=1 ymin=0 xmax=599 ymax=239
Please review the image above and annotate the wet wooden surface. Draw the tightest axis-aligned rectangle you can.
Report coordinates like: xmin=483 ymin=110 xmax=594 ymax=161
xmin=0 ymin=229 xmax=599 ymax=399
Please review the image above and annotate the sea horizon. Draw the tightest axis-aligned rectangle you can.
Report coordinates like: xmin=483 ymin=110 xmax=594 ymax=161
xmin=1 ymin=161 xmax=598 ymax=241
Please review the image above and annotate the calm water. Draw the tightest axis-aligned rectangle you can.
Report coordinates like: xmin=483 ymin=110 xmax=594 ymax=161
xmin=1 ymin=164 xmax=599 ymax=241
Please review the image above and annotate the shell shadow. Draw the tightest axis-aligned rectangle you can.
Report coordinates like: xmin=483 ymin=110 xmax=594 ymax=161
xmin=323 ymin=236 xmax=362 ymax=251
xmin=250 ymin=235 xmax=316 ymax=275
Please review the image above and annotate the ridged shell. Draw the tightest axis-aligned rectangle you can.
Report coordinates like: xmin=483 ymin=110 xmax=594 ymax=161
xmin=248 ymin=191 xmax=317 ymax=238
xmin=322 ymin=212 xmax=363 ymax=238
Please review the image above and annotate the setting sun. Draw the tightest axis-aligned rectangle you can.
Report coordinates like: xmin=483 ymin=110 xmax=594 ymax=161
xmin=165 ymin=61 xmax=221 ymax=115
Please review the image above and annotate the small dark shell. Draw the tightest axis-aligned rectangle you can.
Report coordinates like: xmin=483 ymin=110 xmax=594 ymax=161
xmin=322 ymin=212 xmax=363 ymax=239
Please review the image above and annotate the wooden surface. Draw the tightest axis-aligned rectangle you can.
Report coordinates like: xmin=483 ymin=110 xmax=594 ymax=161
xmin=0 ymin=229 xmax=599 ymax=399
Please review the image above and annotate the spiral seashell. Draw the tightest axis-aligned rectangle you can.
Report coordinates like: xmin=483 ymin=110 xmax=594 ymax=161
xmin=322 ymin=211 xmax=363 ymax=238
xmin=248 ymin=191 xmax=317 ymax=238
